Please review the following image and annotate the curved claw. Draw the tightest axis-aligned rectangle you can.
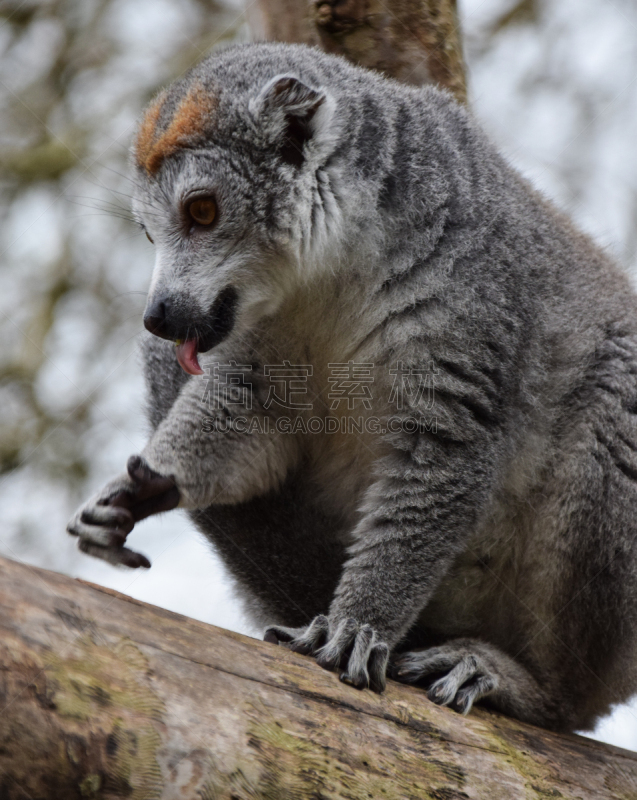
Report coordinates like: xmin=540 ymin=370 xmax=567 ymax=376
xmin=331 ymin=625 xmax=389 ymax=692
xmin=80 ymin=504 xmax=134 ymax=534
xmin=316 ymin=618 xmax=359 ymax=670
xmin=263 ymin=624 xmax=305 ymax=645
xmin=78 ymin=539 xmax=151 ymax=569
xmin=264 ymin=615 xmax=329 ymax=654
xmin=367 ymin=642 xmax=390 ymax=692
xmin=337 ymin=623 xmax=374 ymax=687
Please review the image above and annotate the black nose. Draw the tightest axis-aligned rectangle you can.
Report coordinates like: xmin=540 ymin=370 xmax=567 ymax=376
xmin=143 ymin=296 xmax=171 ymax=337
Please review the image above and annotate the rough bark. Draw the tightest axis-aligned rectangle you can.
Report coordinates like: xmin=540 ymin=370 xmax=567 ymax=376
xmin=246 ymin=0 xmax=467 ymax=102
xmin=0 ymin=556 xmax=635 ymax=799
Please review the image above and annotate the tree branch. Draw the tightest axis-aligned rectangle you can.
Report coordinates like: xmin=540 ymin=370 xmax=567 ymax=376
xmin=0 ymin=556 xmax=634 ymax=798
xmin=247 ymin=0 xmax=467 ymax=101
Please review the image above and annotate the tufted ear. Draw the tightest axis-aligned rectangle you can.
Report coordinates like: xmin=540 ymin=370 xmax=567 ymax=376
xmin=251 ymin=74 xmax=327 ymax=167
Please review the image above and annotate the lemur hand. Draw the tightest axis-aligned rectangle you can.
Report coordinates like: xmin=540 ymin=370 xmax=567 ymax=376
xmin=265 ymin=615 xmax=390 ymax=692
xmin=67 ymin=455 xmax=179 ymax=568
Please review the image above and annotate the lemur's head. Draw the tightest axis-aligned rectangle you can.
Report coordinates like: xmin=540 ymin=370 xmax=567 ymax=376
xmin=131 ymin=44 xmax=340 ymax=374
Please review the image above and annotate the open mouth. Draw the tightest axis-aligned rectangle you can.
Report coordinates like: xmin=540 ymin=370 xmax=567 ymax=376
xmin=173 ymin=286 xmax=238 ymax=376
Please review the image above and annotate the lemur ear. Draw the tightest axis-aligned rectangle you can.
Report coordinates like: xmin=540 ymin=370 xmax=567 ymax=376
xmin=251 ymin=75 xmax=327 ymax=167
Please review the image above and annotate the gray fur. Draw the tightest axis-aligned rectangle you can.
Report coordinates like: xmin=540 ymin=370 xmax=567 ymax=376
xmin=67 ymin=43 xmax=637 ymax=733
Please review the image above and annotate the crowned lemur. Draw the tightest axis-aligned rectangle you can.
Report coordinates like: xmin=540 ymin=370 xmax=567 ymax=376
xmin=68 ymin=42 xmax=637 ymax=732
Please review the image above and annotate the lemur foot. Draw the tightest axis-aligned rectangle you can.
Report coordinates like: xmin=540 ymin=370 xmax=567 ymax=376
xmin=67 ymin=455 xmax=179 ymax=568
xmin=391 ymin=641 xmax=499 ymax=714
xmin=264 ymin=615 xmax=390 ymax=692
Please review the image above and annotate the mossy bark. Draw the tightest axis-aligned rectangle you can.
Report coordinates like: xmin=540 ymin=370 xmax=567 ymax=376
xmin=0 ymin=556 xmax=635 ymax=798
xmin=246 ymin=0 xmax=467 ymax=102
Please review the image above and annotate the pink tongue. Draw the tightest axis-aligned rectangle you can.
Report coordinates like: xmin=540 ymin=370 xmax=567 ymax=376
xmin=175 ymin=339 xmax=203 ymax=375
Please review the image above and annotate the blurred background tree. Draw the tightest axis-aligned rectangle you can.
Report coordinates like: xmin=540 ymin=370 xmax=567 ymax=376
xmin=0 ymin=0 xmax=636 ymax=748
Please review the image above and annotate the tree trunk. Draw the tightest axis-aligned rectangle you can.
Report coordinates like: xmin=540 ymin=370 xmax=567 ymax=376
xmin=246 ymin=0 xmax=467 ymax=102
xmin=0 ymin=556 xmax=635 ymax=799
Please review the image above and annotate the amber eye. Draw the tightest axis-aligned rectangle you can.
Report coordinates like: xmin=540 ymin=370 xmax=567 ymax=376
xmin=145 ymin=230 xmax=154 ymax=244
xmin=187 ymin=197 xmax=217 ymax=227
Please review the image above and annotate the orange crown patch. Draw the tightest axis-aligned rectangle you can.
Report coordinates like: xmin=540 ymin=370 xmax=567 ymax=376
xmin=134 ymin=83 xmax=217 ymax=175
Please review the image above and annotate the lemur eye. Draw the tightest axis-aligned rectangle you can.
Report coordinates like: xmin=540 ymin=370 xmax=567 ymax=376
xmin=145 ymin=230 xmax=154 ymax=244
xmin=187 ymin=197 xmax=217 ymax=227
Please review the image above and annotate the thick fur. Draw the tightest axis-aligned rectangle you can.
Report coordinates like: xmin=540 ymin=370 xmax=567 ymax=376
xmin=68 ymin=43 xmax=637 ymax=733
